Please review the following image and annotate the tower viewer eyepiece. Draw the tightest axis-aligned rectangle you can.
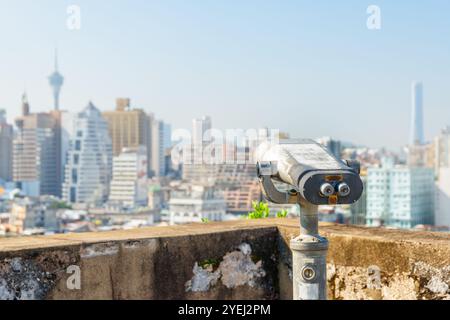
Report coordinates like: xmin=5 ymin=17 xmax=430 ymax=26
xmin=320 ymin=183 xmax=335 ymax=197
xmin=337 ymin=182 xmax=351 ymax=197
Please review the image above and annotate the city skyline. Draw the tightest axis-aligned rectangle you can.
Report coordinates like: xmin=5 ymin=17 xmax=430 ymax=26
xmin=1 ymin=1 xmax=450 ymax=304
xmin=0 ymin=1 xmax=450 ymax=150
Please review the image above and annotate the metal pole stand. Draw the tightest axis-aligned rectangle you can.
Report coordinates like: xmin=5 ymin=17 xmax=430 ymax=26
xmin=291 ymin=202 xmax=329 ymax=300
xmin=256 ymin=163 xmax=330 ymax=300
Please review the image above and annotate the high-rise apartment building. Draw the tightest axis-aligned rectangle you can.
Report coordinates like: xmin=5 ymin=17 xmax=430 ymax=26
xmin=435 ymin=168 xmax=450 ymax=228
xmin=190 ymin=116 xmax=212 ymax=166
xmin=350 ymin=175 xmax=367 ymax=225
xmin=182 ymin=161 xmax=256 ymax=185
xmin=163 ymin=123 xmax=172 ymax=151
xmin=102 ymin=98 xmax=152 ymax=176
xmin=433 ymin=126 xmax=450 ymax=170
xmin=151 ymin=119 xmax=166 ymax=177
xmin=0 ymin=110 xmax=13 ymax=182
xmin=182 ymin=146 xmax=261 ymax=214
xmin=60 ymin=110 xmax=75 ymax=190
xmin=109 ymin=146 xmax=148 ymax=207
xmin=433 ymin=127 xmax=450 ymax=228
xmin=222 ymin=180 xmax=262 ymax=214
xmin=13 ymin=94 xmax=60 ymax=197
xmin=366 ymin=160 xmax=434 ymax=229
xmin=50 ymin=109 xmax=68 ymax=198
xmin=192 ymin=116 xmax=212 ymax=145
xmin=316 ymin=136 xmax=342 ymax=159
xmin=62 ymin=102 xmax=113 ymax=205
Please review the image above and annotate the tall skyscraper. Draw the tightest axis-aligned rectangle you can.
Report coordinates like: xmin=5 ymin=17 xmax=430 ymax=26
xmin=62 ymin=102 xmax=113 ymax=205
xmin=102 ymin=98 xmax=152 ymax=176
xmin=410 ymin=82 xmax=424 ymax=146
xmin=50 ymin=109 xmax=67 ymax=198
xmin=406 ymin=82 xmax=431 ymax=168
xmin=13 ymin=94 xmax=60 ymax=196
xmin=48 ymin=50 xmax=64 ymax=111
xmin=0 ymin=109 xmax=13 ymax=181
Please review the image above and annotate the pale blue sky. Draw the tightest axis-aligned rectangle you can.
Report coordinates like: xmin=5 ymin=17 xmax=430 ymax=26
xmin=0 ymin=0 xmax=449 ymax=149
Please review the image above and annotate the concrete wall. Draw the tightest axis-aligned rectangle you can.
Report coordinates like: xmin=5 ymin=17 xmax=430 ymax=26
xmin=0 ymin=219 xmax=449 ymax=300
xmin=277 ymin=221 xmax=450 ymax=300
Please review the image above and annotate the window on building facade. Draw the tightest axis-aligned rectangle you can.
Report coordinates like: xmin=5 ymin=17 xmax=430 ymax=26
xmin=72 ymin=169 xmax=78 ymax=183
xmin=70 ymin=187 xmax=77 ymax=203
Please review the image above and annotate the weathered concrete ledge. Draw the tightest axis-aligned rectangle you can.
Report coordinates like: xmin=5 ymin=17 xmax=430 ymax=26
xmin=0 ymin=219 xmax=449 ymax=300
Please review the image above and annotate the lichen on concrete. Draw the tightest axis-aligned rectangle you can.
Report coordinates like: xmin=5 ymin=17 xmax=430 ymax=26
xmin=185 ymin=243 xmax=267 ymax=293
xmin=327 ymin=264 xmax=371 ymax=300
xmin=323 ymin=260 xmax=450 ymax=300
xmin=0 ymin=278 xmax=14 ymax=300
xmin=80 ymin=243 xmax=119 ymax=258
xmin=220 ymin=243 xmax=266 ymax=289
xmin=381 ymin=274 xmax=417 ymax=300
xmin=185 ymin=263 xmax=221 ymax=292
xmin=0 ymin=257 xmax=56 ymax=300
xmin=411 ymin=261 xmax=450 ymax=298
xmin=425 ymin=276 xmax=449 ymax=295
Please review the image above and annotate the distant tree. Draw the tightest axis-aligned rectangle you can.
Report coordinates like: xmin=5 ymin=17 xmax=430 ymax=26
xmin=49 ymin=201 xmax=72 ymax=210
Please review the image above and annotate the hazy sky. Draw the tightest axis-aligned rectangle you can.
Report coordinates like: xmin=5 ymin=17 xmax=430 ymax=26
xmin=0 ymin=0 xmax=449 ymax=149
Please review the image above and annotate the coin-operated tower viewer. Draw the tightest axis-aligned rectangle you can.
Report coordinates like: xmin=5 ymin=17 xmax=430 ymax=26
xmin=256 ymin=140 xmax=363 ymax=300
